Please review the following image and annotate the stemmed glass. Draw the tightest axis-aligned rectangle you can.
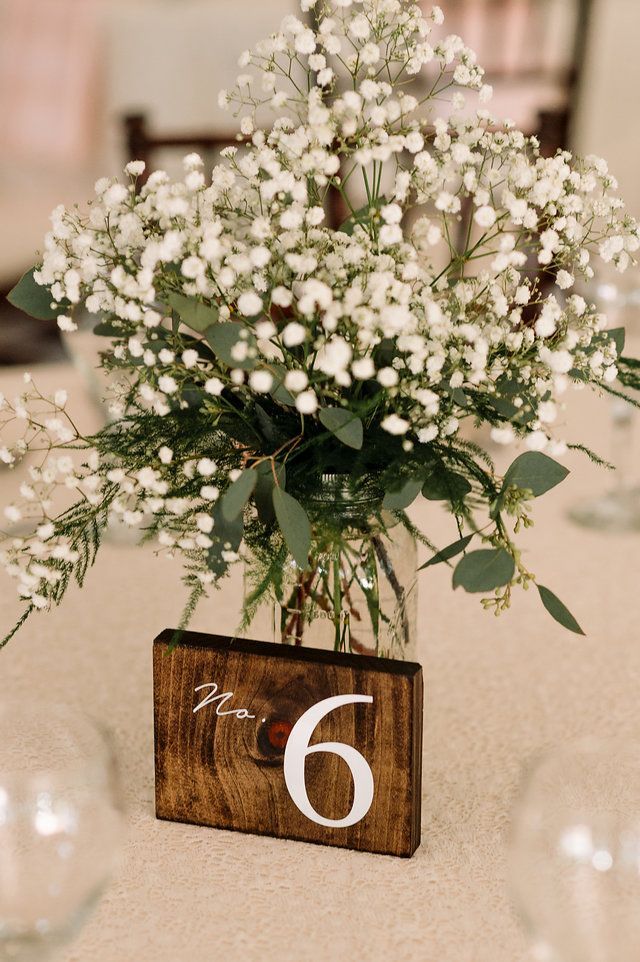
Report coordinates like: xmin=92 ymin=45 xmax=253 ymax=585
xmin=509 ymin=739 xmax=640 ymax=962
xmin=0 ymin=701 xmax=124 ymax=960
xmin=569 ymin=270 xmax=640 ymax=531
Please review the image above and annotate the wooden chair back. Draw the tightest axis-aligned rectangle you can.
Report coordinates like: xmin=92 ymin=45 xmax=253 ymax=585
xmin=435 ymin=0 xmax=593 ymax=154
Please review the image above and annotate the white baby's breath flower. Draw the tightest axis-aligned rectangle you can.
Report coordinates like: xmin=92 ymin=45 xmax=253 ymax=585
xmin=196 ymin=514 xmax=214 ymax=533
xmin=143 ymin=310 xmax=162 ymax=329
xmin=538 ymin=401 xmax=557 ymax=424
xmin=237 ymin=291 xmax=263 ymax=316
xmin=490 ymin=426 xmax=515 ymax=445
xmin=282 ymin=322 xmax=306 ymax=347
xmin=197 ymin=458 xmax=217 ymax=477
xmin=381 ymin=204 xmax=402 ymax=225
xmin=205 ymin=378 xmax=224 ymax=396
xmin=525 ymin=430 xmax=549 ymax=452
xmin=57 ymin=315 xmax=77 ymax=333
xmin=295 ymin=390 xmax=318 ymax=415
xmin=249 ymin=370 xmax=273 ymax=393
xmin=128 ymin=337 xmax=144 ymax=358
xmin=158 ymin=375 xmax=178 ymax=395
xmin=316 ymin=337 xmax=352 ymax=382
xmin=348 ymin=14 xmax=370 ymax=39
xmin=271 ymin=287 xmax=292 ymax=308
xmin=417 ymin=425 xmax=438 ymax=444
xmin=474 ymin=206 xmax=497 ymax=229
xmin=183 ymin=152 xmax=204 ymax=171
xmin=182 ymin=349 xmax=199 ymax=369
xmin=381 ymin=415 xmax=410 ymax=435
xmin=284 ymin=370 xmax=308 ymax=392
xmin=352 ymin=357 xmax=375 ymax=380
xmin=294 ymin=28 xmax=316 ymax=55
xmin=377 ymin=367 xmax=399 ymax=388
xmin=556 ymin=270 xmax=575 ymax=290
xmin=379 ymin=224 xmax=403 ymax=246
xmin=103 ymin=184 xmax=128 ymax=208
xmin=125 ymin=160 xmax=146 ymax=177
xmin=181 ymin=256 xmax=204 ymax=278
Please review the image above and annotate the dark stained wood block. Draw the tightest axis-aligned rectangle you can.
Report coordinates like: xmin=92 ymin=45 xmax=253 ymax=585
xmin=153 ymin=629 xmax=423 ymax=857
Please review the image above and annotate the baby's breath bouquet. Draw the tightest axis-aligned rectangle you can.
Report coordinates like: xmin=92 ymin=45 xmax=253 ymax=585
xmin=2 ymin=0 xmax=640 ymax=654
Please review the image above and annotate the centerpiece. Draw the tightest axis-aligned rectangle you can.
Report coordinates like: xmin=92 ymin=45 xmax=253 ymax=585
xmin=2 ymin=0 xmax=639 ymax=659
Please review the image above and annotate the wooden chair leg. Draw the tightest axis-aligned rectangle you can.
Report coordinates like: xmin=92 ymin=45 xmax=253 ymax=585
xmin=123 ymin=113 xmax=153 ymax=183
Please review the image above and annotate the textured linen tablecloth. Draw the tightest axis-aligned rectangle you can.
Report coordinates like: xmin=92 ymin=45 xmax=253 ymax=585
xmin=0 ymin=361 xmax=639 ymax=962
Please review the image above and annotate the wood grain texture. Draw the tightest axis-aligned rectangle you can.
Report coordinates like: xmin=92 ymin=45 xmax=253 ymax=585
xmin=153 ymin=629 xmax=423 ymax=857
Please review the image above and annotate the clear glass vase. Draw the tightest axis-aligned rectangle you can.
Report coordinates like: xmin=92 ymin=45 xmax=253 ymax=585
xmin=267 ymin=477 xmax=418 ymax=660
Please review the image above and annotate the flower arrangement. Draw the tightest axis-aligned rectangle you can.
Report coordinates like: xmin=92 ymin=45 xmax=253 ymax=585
xmin=2 ymin=0 xmax=639 ymax=652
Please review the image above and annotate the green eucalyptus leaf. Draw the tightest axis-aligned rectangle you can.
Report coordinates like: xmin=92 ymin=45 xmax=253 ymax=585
xmin=205 ymin=322 xmax=256 ymax=369
xmin=272 ymin=382 xmax=296 ymax=406
xmin=93 ymin=320 xmax=123 ymax=337
xmin=422 ymin=468 xmax=472 ymax=503
xmin=419 ymin=533 xmax=474 ymax=570
xmin=7 ymin=268 xmax=67 ymax=320
xmin=449 ymin=387 xmax=470 ymax=408
xmin=452 ymin=548 xmax=515 ymax=593
xmin=207 ymin=503 xmax=244 ymax=577
xmin=220 ymin=469 xmax=257 ymax=522
xmin=272 ymin=488 xmax=311 ymax=570
xmin=569 ymin=367 xmax=588 ymax=383
xmin=537 ymin=584 xmax=585 ymax=635
xmin=319 ymin=407 xmax=363 ymax=450
xmin=167 ymin=293 xmax=219 ymax=333
xmin=255 ymin=405 xmax=277 ymax=444
xmin=484 ymin=395 xmax=519 ymax=420
xmin=254 ymin=461 xmax=286 ymax=523
xmin=584 ymin=326 xmax=625 ymax=357
xmin=181 ymin=386 xmax=207 ymax=409
xmin=501 ymin=451 xmax=569 ymax=498
xmin=269 ymin=366 xmax=296 ymax=406
xmin=382 ymin=477 xmax=423 ymax=510
xmin=608 ymin=327 xmax=625 ymax=355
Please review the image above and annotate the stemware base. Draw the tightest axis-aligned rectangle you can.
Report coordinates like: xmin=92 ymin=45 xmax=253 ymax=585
xmin=568 ymin=487 xmax=640 ymax=532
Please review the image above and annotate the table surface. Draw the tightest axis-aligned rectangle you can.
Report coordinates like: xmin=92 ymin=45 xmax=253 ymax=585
xmin=1 ymin=360 xmax=639 ymax=962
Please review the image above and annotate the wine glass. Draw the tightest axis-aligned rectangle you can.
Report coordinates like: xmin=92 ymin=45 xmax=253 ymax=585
xmin=508 ymin=738 xmax=640 ymax=962
xmin=569 ymin=269 xmax=640 ymax=532
xmin=0 ymin=701 xmax=124 ymax=960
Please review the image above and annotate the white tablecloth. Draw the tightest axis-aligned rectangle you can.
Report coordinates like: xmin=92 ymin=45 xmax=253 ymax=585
xmin=1 ymin=360 xmax=639 ymax=962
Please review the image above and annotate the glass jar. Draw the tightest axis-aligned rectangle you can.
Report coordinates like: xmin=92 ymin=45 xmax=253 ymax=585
xmin=270 ymin=476 xmax=418 ymax=660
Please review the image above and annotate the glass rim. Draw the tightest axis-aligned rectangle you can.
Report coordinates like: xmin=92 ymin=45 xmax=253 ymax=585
xmin=0 ymin=697 xmax=115 ymax=784
xmin=512 ymin=735 xmax=640 ymax=816
xmin=522 ymin=735 xmax=640 ymax=769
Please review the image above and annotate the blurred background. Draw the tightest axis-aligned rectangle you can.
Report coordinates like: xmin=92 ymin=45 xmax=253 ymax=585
xmin=0 ymin=0 xmax=638 ymax=364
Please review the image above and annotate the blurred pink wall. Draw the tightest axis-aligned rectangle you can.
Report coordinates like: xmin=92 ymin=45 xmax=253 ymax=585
xmin=0 ymin=0 xmax=103 ymax=167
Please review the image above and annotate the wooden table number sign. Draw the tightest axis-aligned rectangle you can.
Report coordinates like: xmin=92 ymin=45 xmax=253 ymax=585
xmin=153 ymin=629 xmax=424 ymax=857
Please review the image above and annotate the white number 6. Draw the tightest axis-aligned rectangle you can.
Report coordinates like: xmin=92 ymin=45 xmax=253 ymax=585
xmin=283 ymin=694 xmax=374 ymax=828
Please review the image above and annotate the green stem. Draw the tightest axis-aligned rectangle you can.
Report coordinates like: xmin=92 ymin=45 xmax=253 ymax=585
xmin=333 ymin=552 xmax=342 ymax=651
